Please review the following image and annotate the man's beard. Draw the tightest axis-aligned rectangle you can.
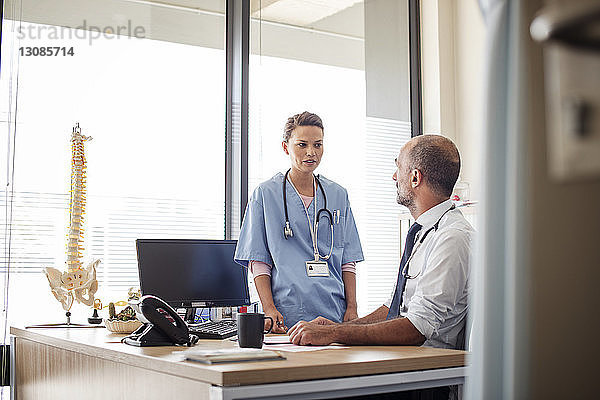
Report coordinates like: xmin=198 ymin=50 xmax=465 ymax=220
xmin=397 ymin=185 xmax=415 ymax=210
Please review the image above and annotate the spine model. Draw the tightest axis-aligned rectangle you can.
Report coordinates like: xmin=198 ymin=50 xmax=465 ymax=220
xmin=44 ymin=123 xmax=100 ymax=312
xmin=67 ymin=125 xmax=89 ymax=272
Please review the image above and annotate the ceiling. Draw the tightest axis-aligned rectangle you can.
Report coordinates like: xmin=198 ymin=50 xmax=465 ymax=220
xmin=250 ymin=0 xmax=362 ymax=27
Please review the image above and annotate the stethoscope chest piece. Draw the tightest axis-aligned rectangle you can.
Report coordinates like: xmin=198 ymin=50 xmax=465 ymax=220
xmin=284 ymin=221 xmax=293 ymax=239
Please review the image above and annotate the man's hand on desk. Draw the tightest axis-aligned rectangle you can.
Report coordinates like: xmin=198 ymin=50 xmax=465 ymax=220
xmin=288 ymin=315 xmax=427 ymax=346
xmin=311 ymin=316 xmax=336 ymax=325
xmin=288 ymin=319 xmax=338 ymax=346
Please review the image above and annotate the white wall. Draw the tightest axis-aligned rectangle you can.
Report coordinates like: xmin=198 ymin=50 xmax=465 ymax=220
xmin=454 ymin=0 xmax=485 ymax=200
xmin=421 ymin=0 xmax=443 ymax=136
xmin=421 ymin=0 xmax=485 ymax=200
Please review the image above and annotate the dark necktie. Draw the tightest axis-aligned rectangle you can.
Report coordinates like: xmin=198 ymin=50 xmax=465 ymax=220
xmin=386 ymin=222 xmax=422 ymax=320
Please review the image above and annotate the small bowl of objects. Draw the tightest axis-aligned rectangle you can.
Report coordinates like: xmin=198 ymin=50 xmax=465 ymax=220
xmin=105 ymin=303 xmax=143 ymax=334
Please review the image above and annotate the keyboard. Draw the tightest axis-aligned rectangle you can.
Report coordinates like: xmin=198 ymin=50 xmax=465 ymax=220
xmin=188 ymin=320 xmax=237 ymax=340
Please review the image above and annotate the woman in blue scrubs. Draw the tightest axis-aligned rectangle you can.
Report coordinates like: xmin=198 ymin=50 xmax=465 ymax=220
xmin=235 ymin=111 xmax=364 ymax=332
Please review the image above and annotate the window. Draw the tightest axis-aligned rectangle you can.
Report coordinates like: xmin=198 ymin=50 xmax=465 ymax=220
xmin=1 ymin=0 xmax=226 ymax=324
xmin=1 ymin=0 xmax=416 ymax=327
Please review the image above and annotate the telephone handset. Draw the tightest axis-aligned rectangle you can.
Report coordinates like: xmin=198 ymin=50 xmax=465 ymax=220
xmin=124 ymin=295 xmax=197 ymax=347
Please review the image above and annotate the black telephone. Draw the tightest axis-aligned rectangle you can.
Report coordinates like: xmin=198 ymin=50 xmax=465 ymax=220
xmin=123 ymin=295 xmax=198 ymax=347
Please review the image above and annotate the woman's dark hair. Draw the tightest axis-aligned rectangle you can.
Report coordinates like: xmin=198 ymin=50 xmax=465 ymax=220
xmin=283 ymin=111 xmax=324 ymax=142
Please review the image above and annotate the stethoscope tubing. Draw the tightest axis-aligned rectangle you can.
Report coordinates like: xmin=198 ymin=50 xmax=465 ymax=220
xmin=401 ymin=204 xmax=456 ymax=280
xmin=282 ymin=169 xmax=334 ymax=261
xmin=283 ymin=169 xmax=327 ymax=218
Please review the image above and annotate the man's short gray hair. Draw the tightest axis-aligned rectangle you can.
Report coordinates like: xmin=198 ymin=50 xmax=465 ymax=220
xmin=407 ymin=135 xmax=461 ymax=197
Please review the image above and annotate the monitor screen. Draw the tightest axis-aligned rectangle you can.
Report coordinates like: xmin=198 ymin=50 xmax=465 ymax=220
xmin=136 ymin=239 xmax=250 ymax=308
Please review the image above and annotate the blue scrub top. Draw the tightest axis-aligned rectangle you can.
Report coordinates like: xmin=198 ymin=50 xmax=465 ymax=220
xmin=235 ymin=172 xmax=364 ymax=327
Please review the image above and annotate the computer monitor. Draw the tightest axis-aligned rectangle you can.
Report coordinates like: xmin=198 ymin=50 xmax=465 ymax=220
xmin=136 ymin=239 xmax=250 ymax=308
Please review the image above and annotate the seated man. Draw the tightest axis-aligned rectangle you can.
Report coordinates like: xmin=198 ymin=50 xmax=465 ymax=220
xmin=289 ymin=134 xmax=473 ymax=350
xmin=288 ymin=134 xmax=473 ymax=400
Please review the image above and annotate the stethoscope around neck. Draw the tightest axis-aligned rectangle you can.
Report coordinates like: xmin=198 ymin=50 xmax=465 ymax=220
xmin=282 ymin=169 xmax=334 ymax=261
xmin=402 ymin=204 xmax=456 ymax=280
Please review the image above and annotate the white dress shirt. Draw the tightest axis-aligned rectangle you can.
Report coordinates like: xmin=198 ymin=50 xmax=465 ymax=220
xmin=384 ymin=199 xmax=474 ymax=349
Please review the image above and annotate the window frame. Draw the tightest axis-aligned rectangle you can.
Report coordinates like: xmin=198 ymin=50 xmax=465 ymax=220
xmin=409 ymin=0 xmax=423 ymax=137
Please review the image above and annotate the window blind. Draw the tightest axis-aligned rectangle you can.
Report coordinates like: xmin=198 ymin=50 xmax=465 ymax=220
xmin=361 ymin=117 xmax=411 ymax=311
xmin=0 ymin=191 xmax=223 ymax=290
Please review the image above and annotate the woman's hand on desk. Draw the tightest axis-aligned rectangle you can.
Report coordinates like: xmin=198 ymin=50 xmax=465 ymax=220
xmin=264 ymin=306 xmax=287 ymax=333
xmin=343 ymin=306 xmax=358 ymax=322
xmin=288 ymin=320 xmax=337 ymax=346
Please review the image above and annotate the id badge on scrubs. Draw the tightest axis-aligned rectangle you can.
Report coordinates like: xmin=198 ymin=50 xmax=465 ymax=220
xmin=306 ymin=261 xmax=329 ymax=277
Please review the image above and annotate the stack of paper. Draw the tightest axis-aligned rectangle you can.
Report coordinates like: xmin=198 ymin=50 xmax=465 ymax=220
xmin=184 ymin=348 xmax=286 ymax=364
xmin=263 ymin=335 xmax=292 ymax=344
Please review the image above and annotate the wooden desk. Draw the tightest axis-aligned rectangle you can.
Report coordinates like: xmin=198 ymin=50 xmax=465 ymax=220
xmin=10 ymin=326 xmax=467 ymax=400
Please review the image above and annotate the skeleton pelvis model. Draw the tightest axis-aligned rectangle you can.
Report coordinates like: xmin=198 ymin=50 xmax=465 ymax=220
xmin=44 ymin=123 xmax=100 ymax=311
